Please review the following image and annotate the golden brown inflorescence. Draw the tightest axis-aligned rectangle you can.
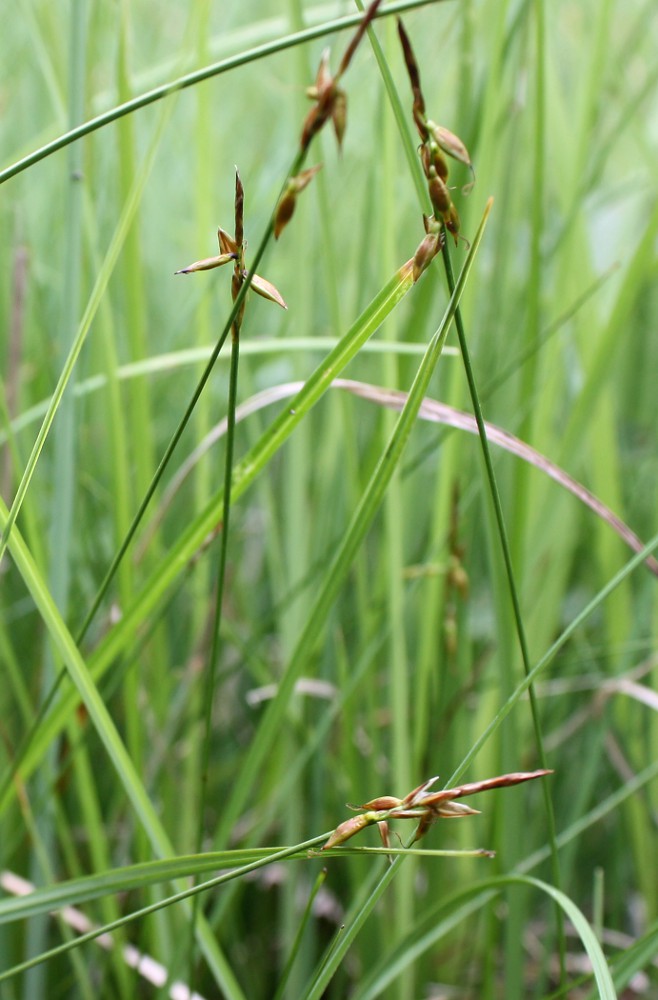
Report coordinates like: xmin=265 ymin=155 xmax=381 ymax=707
xmin=322 ymin=769 xmax=553 ymax=850
xmin=397 ymin=18 xmax=476 ymax=279
xmin=301 ymin=0 xmax=383 ymax=154
xmin=175 ymin=170 xmax=287 ymax=317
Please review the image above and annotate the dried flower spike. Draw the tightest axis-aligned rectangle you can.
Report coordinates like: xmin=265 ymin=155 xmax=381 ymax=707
xmin=301 ymin=0 xmax=383 ymax=152
xmin=398 ymin=18 xmax=475 ymax=247
xmin=175 ymin=171 xmax=287 ymax=310
xmin=322 ymin=769 xmax=552 ymax=849
xmin=397 ymin=17 xmax=428 ymax=140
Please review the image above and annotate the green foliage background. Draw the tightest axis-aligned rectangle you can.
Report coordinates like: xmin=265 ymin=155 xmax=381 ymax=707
xmin=1 ymin=0 xmax=657 ymax=997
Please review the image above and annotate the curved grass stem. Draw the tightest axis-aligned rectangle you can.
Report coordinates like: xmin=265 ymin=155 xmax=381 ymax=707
xmin=440 ymin=237 xmax=566 ymax=971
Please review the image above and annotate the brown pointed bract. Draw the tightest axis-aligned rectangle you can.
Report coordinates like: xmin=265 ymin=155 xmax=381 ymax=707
xmin=174 ymin=253 xmax=235 ymax=275
xmin=248 ymin=271 xmax=287 ymax=310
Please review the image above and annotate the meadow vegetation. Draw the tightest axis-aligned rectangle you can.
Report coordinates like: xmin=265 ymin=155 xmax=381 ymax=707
xmin=1 ymin=0 xmax=657 ymax=997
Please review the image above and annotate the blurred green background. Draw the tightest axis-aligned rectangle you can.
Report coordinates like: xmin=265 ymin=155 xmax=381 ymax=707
xmin=1 ymin=1 xmax=657 ymax=997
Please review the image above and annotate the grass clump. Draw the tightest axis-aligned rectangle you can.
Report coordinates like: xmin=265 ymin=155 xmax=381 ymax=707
xmin=1 ymin=1 xmax=658 ymax=998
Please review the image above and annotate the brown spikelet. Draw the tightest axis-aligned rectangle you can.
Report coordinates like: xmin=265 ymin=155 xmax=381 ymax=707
xmin=234 ymin=169 xmax=244 ymax=251
xmin=337 ymin=0 xmax=384 ymax=79
xmin=274 ymin=165 xmax=323 ymax=240
xmin=397 ymin=18 xmax=428 ymax=139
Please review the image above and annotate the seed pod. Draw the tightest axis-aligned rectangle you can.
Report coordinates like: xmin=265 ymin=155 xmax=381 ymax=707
xmin=435 ymin=801 xmax=480 ymax=818
xmin=322 ymin=813 xmax=372 ymax=850
xmin=359 ymin=795 xmax=402 ymax=811
xmin=301 ymin=103 xmax=329 ymax=152
xmin=412 ymin=232 xmax=440 ymax=282
xmin=294 ymin=164 xmax=323 ymax=192
xmin=307 ymin=48 xmax=332 ymax=100
xmin=449 ymin=559 xmax=469 ymax=599
xmin=234 ymin=169 xmax=244 ymax=250
xmin=428 ymin=173 xmax=452 ymax=216
xmin=429 ymin=122 xmax=475 ymax=182
xmin=429 ymin=142 xmax=449 ymax=182
xmin=402 ymin=775 xmax=440 ymax=807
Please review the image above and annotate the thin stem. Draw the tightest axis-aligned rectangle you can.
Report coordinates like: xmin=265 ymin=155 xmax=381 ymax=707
xmin=188 ymin=287 xmax=243 ymax=985
xmin=0 ymin=833 xmax=330 ymax=987
xmin=439 ymin=237 xmax=566 ymax=968
xmin=76 ymin=147 xmax=305 ymax=647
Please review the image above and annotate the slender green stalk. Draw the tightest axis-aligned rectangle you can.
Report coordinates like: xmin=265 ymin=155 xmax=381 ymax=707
xmin=439 ymin=238 xmax=566 ymax=972
xmin=75 ymin=149 xmax=305 ymax=646
xmin=25 ymin=3 xmax=85 ymax=993
xmin=188 ymin=265 xmax=243 ymax=984
xmin=1 ymin=262 xmax=417 ymax=805
xmin=448 ymin=529 xmax=658 ymax=785
xmin=272 ymin=867 xmax=328 ymax=1000
xmin=0 ymin=104 xmax=171 ymax=573
xmin=0 ymin=833 xmax=330 ymax=987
